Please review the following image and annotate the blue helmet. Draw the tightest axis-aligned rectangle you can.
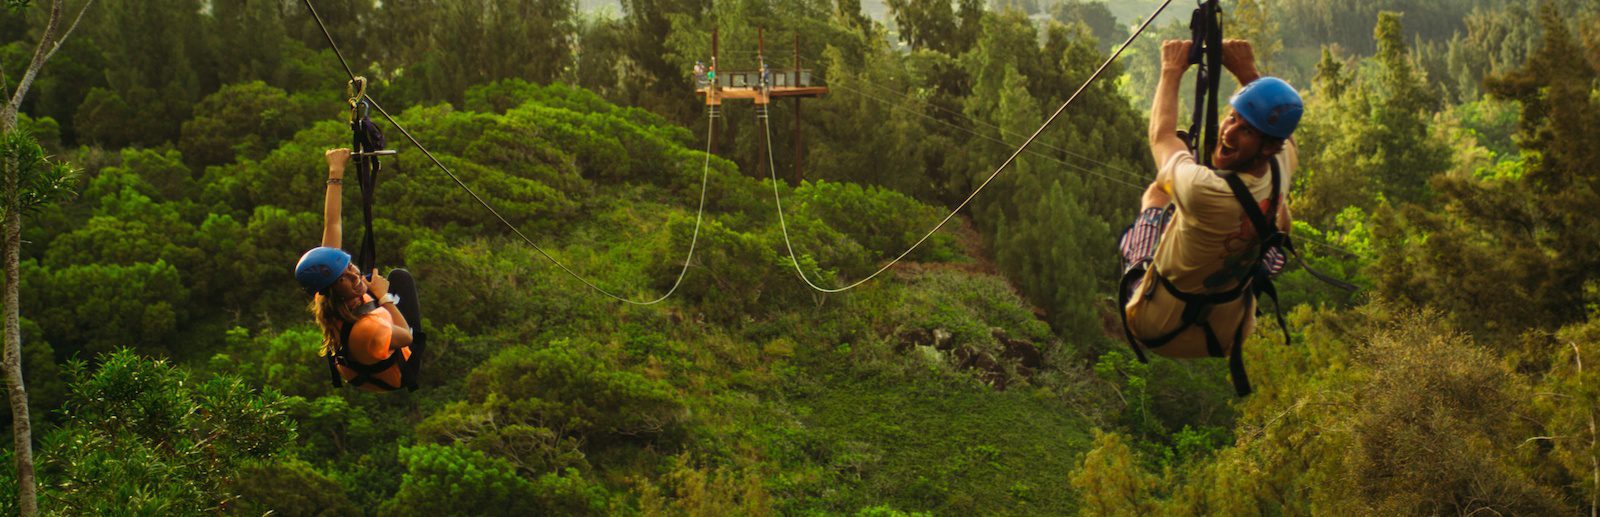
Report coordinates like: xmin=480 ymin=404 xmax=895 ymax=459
xmin=1229 ymin=77 xmax=1303 ymax=140
xmin=295 ymin=247 xmax=351 ymax=294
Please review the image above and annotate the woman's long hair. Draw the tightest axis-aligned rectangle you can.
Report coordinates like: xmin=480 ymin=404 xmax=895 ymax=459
xmin=311 ymin=291 xmax=359 ymax=358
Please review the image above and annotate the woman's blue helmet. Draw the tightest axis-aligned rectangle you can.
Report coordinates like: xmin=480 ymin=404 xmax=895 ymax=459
xmin=1229 ymin=77 xmax=1303 ymax=140
xmin=295 ymin=247 xmax=351 ymax=294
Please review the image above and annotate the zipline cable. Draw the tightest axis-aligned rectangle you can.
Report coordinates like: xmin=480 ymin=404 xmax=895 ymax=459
xmin=765 ymin=0 xmax=1178 ymax=293
xmin=838 ymin=87 xmax=1363 ymax=260
xmin=828 ymin=82 xmax=1146 ymax=190
xmin=847 ymin=79 xmax=1150 ymax=183
xmin=301 ymin=0 xmax=715 ymax=306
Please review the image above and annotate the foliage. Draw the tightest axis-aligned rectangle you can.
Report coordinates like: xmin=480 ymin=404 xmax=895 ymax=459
xmin=0 ymin=127 xmax=77 ymax=217
xmin=636 ymin=453 xmax=774 ymax=516
xmin=226 ymin=459 xmax=359 ymax=516
xmin=32 ymin=350 xmax=295 ymax=514
xmin=1067 ymin=430 xmax=1159 ymax=516
xmin=1371 ymin=3 xmax=1600 ymax=339
xmin=455 ymin=338 xmax=685 ymax=445
xmin=179 ymin=81 xmax=319 ymax=168
xmin=23 ymin=259 xmax=187 ymax=358
xmin=1072 ymin=307 xmax=1580 ymax=514
xmin=4 ymin=1 xmax=1599 ymax=513
xmin=379 ymin=444 xmax=612 ymax=516
xmin=1293 ymin=12 xmax=1453 ymax=226
xmin=377 ymin=0 xmax=577 ymax=107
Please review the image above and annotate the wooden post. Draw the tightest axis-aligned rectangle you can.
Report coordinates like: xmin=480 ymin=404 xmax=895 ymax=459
xmin=793 ymin=33 xmax=804 ymax=186
xmin=756 ymin=29 xmax=767 ymax=179
xmin=711 ymin=28 xmax=719 ymax=155
xmin=793 ymin=98 xmax=803 ymax=186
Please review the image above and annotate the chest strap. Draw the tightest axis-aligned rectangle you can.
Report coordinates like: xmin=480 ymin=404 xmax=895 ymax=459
xmin=325 ymin=299 xmax=405 ymax=391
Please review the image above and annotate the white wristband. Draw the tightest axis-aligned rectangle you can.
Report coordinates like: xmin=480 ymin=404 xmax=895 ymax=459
xmin=381 ymin=293 xmax=400 ymax=306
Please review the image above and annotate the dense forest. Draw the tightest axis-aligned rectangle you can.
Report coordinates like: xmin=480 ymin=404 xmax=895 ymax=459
xmin=0 ymin=0 xmax=1598 ymax=514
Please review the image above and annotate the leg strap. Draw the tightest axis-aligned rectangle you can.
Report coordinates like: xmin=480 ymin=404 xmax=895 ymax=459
xmin=1118 ymin=261 xmax=1151 ymax=364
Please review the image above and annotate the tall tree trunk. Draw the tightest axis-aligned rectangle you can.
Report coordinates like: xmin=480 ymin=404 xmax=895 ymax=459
xmin=0 ymin=2 xmax=90 ymax=513
xmin=1 ymin=162 xmax=34 ymax=516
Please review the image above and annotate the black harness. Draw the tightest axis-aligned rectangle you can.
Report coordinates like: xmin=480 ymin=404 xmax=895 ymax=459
xmin=325 ymin=298 xmax=415 ymax=391
xmin=349 ymin=77 xmax=386 ymax=275
xmin=1118 ymin=161 xmax=1288 ymax=397
xmin=1187 ymin=0 xmax=1224 ymax=168
xmin=322 ymin=78 xmax=415 ymax=392
xmin=1115 ymin=0 xmax=1357 ymax=397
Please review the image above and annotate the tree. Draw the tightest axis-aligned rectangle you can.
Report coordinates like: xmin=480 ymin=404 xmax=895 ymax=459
xmin=74 ymin=0 xmax=201 ymax=147
xmin=1370 ymin=2 xmax=1600 ymax=338
xmin=39 ymin=349 xmax=297 ymax=513
xmin=379 ymin=444 xmax=611 ymax=516
xmin=885 ymin=0 xmax=958 ymax=53
xmin=4 ymin=25 xmax=95 ymax=517
xmin=1227 ymin=0 xmax=1282 ymax=73
xmin=1048 ymin=1 xmax=1124 ymax=54
xmin=380 ymin=0 xmax=578 ymax=107
xmin=178 ymin=81 xmax=316 ymax=168
xmin=1294 ymin=13 xmax=1453 ymax=226
xmin=0 ymin=127 xmax=76 ymax=517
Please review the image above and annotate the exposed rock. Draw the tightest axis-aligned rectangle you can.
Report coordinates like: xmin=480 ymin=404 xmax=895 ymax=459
xmin=954 ymin=344 xmax=1008 ymax=391
xmin=932 ymin=328 xmax=954 ymax=350
xmin=895 ymin=327 xmax=933 ymax=354
xmin=993 ymin=328 xmax=1043 ymax=370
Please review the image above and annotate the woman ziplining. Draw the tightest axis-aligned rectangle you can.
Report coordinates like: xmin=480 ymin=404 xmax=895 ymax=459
xmin=296 ymin=0 xmax=716 ymax=310
xmin=295 ymin=147 xmax=428 ymax=392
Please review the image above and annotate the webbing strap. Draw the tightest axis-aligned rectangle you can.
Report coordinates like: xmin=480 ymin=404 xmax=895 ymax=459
xmin=1221 ymin=161 xmax=1291 ymax=350
xmin=326 ymin=299 xmax=405 ymax=391
xmin=1227 ymin=304 xmax=1251 ymax=396
xmin=1117 ymin=261 xmax=1151 ymax=364
xmin=1131 ymin=271 xmax=1251 ymax=350
xmin=349 ymin=78 xmax=385 ymax=274
xmin=1219 ymin=159 xmax=1282 ymax=242
xmin=1187 ymin=0 xmax=1224 ymax=167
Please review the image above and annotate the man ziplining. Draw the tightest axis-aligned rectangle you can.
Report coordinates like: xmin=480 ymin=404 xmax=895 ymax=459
xmin=1117 ymin=38 xmax=1302 ymax=396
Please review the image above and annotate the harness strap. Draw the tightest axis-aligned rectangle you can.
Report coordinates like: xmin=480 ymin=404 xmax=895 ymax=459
xmin=1228 ymin=304 xmax=1252 ymax=396
xmin=1221 ymin=161 xmax=1293 ymax=349
xmin=327 ymin=299 xmax=379 ymax=388
xmin=1219 ymin=160 xmax=1282 ymax=241
xmin=1187 ymin=0 xmax=1224 ymax=167
xmin=1117 ymin=261 xmax=1151 ymax=364
xmin=326 ymin=299 xmax=406 ymax=391
xmin=1128 ymin=270 xmax=1252 ymax=350
xmin=349 ymin=77 xmax=386 ymax=275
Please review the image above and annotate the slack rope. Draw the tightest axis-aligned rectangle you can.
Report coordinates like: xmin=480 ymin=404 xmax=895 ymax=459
xmin=301 ymin=0 xmax=716 ymax=305
xmin=764 ymin=0 xmax=1178 ymax=293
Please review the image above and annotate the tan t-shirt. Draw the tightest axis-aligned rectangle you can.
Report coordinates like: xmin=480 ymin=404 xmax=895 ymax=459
xmin=1126 ymin=141 xmax=1296 ymax=357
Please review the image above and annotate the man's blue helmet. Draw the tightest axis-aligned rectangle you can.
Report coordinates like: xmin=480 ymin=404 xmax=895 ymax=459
xmin=295 ymin=247 xmax=351 ymax=294
xmin=1229 ymin=77 xmax=1303 ymax=140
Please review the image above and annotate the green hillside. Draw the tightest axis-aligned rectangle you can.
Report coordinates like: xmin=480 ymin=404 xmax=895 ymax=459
xmin=1 ymin=0 xmax=1598 ymax=515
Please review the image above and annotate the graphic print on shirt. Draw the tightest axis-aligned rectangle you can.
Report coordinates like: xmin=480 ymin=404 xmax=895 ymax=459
xmin=1203 ymin=197 xmax=1276 ymax=290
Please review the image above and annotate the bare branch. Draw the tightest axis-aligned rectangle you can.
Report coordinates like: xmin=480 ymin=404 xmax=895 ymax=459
xmin=1516 ymin=435 xmax=1564 ymax=448
xmin=5 ymin=0 xmax=66 ymax=128
xmin=41 ymin=0 xmax=94 ymax=66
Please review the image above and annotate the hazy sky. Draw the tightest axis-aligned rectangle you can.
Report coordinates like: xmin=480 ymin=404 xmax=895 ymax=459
xmin=576 ymin=0 xmax=1184 ymax=30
